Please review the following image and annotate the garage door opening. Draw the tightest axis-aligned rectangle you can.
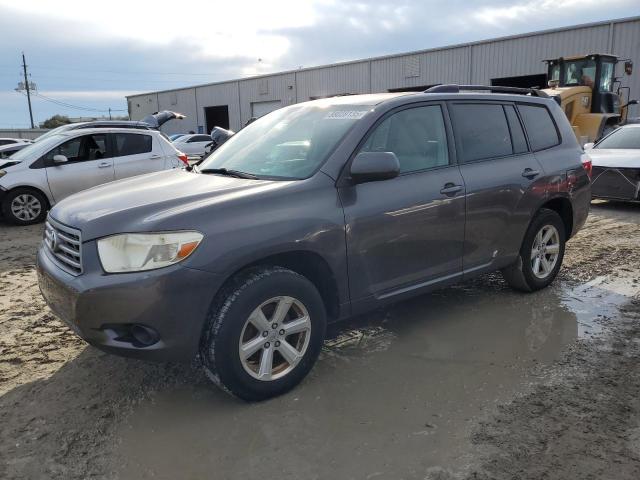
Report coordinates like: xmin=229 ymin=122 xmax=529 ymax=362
xmin=251 ymin=100 xmax=282 ymax=119
xmin=491 ymin=74 xmax=547 ymax=89
xmin=204 ymin=105 xmax=230 ymax=133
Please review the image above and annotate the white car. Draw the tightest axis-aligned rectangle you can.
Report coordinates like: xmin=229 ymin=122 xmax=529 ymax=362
xmin=0 ymin=138 xmax=32 ymax=147
xmin=0 ymin=142 xmax=30 ymax=159
xmin=172 ymin=134 xmax=213 ymax=158
xmin=585 ymin=124 xmax=640 ymax=202
xmin=0 ymin=128 xmax=188 ymax=225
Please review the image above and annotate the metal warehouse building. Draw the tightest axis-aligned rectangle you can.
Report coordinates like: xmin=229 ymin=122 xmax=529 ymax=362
xmin=127 ymin=16 xmax=640 ymax=135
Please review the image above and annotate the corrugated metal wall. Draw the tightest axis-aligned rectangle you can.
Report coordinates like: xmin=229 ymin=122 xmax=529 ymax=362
xmin=127 ymin=16 xmax=640 ymax=130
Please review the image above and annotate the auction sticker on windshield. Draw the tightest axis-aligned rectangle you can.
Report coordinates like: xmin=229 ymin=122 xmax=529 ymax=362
xmin=324 ymin=110 xmax=369 ymax=120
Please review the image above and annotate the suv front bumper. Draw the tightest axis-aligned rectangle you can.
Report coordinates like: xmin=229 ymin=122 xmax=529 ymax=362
xmin=36 ymin=243 xmax=222 ymax=362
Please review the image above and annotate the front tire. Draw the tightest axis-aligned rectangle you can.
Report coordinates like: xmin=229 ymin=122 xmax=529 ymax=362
xmin=502 ymin=208 xmax=566 ymax=292
xmin=200 ymin=266 xmax=326 ymax=401
xmin=1 ymin=188 xmax=48 ymax=225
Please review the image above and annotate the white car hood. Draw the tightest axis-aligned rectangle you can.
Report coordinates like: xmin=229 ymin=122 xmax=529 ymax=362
xmin=588 ymin=149 xmax=640 ymax=169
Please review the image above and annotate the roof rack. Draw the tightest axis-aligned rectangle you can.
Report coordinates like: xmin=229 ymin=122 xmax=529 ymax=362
xmin=424 ymin=84 xmax=549 ymax=98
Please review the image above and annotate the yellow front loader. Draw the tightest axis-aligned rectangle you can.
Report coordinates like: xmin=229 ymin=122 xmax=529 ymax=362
xmin=541 ymin=54 xmax=637 ymax=145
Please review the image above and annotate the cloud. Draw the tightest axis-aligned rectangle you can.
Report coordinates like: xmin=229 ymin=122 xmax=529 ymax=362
xmin=0 ymin=0 xmax=638 ymax=127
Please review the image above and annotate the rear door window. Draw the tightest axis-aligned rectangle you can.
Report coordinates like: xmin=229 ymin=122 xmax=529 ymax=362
xmin=504 ymin=105 xmax=528 ymax=154
xmin=449 ymin=104 xmax=512 ymax=162
xmin=517 ymin=104 xmax=560 ymax=151
xmin=358 ymin=105 xmax=449 ymax=174
xmin=113 ymin=133 xmax=152 ymax=156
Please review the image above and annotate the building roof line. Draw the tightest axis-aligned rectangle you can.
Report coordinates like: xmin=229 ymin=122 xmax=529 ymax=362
xmin=127 ymin=14 xmax=640 ymax=99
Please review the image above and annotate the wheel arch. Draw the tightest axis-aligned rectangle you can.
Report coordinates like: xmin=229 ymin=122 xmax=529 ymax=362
xmin=216 ymin=250 xmax=342 ymax=323
xmin=537 ymin=196 xmax=574 ymax=239
xmin=2 ymin=184 xmax=52 ymax=210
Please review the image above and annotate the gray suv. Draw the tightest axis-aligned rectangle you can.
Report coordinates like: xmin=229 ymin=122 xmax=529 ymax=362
xmin=37 ymin=86 xmax=591 ymax=401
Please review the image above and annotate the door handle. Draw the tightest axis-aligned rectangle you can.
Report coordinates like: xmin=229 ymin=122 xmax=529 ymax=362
xmin=150 ymin=154 xmax=162 ymax=159
xmin=440 ymin=183 xmax=463 ymax=196
xmin=97 ymin=161 xmax=111 ymax=168
xmin=522 ymin=168 xmax=541 ymax=179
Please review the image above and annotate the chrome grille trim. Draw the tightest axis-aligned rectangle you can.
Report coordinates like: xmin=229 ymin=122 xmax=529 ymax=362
xmin=44 ymin=217 xmax=83 ymax=275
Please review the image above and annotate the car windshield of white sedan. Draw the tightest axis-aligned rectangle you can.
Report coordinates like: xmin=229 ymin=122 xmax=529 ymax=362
xmin=7 ymin=134 xmax=68 ymax=162
xmin=198 ymin=103 xmax=370 ymax=179
xmin=596 ymin=128 xmax=640 ymax=150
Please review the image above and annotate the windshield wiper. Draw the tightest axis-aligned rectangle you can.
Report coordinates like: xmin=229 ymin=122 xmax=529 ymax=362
xmin=198 ymin=167 xmax=258 ymax=179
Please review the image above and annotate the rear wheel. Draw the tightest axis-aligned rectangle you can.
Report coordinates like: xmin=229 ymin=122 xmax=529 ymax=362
xmin=502 ymin=208 xmax=566 ymax=292
xmin=1 ymin=188 xmax=48 ymax=225
xmin=200 ymin=266 xmax=326 ymax=401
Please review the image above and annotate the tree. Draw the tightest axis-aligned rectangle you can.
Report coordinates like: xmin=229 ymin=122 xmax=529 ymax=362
xmin=40 ymin=115 xmax=72 ymax=129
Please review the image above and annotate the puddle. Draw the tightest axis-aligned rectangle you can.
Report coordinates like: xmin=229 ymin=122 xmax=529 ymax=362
xmin=112 ymin=273 xmax=637 ymax=480
xmin=561 ymin=274 xmax=639 ymax=337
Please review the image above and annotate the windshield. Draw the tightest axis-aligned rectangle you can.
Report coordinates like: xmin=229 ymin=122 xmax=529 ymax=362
xmin=564 ymin=59 xmax=596 ymax=88
xmin=8 ymin=134 xmax=68 ymax=162
xmin=198 ymin=103 xmax=370 ymax=179
xmin=596 ymin=127 xmax=640 ymax=149
xmin=34 ymin=124 xmax=76 ymax=142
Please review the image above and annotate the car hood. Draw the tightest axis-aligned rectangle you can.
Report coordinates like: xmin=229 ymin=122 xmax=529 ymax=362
xmin=50 ymin=169 xmax=291 ymax=241
xmin=588 ymin=149 xmax=640 ymax=168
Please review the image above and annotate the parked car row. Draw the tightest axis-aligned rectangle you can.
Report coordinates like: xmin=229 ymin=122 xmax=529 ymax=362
xmin=36 ymin=87 xmax=591 ymax=400
xmin=0 ymin=112 xmax=189 ymax=225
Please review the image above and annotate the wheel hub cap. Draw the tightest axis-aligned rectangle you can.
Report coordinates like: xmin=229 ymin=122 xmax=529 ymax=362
xmin=10 ymin=194 xmax=41 ymax=221
xmin=530 ymin=224 xmax=560 ymax=279
xmin=238 ymin=296 xmax=312 ymax=381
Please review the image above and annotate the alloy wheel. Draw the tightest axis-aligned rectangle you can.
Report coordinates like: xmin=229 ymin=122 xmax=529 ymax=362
xmin=530 ymin=224 xmax=560 ymax=279
xmin=238 ymin=296 xmax=312 ymax=381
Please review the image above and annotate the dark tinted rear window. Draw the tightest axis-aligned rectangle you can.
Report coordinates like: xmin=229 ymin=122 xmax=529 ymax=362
xmin=504 ymin=105 xmax=528 ymax=154
xmin=450 ymin=103 xmax=512 ymax=162
xmin=518 ymin=104 xmax=560 ymax=151
xmin=114 ymin=133 xmax=152 ymax=156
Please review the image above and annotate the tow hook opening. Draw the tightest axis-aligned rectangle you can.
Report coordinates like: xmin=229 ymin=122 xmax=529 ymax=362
xmin=102 ymin=324 xmax=161 ymax=348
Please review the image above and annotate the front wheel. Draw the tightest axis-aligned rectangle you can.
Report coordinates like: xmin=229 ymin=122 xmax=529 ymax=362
xmin=502 ymin=208 xmax=566 ymax=292
xmin=200 ymin=267 xmax=326 ymax=401
xmin=1 ymin=188 xmax=48 ymax=225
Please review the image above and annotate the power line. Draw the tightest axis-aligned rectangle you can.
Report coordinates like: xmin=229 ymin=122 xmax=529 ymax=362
xmin=17 ymin=90 xmax=127 ymax=114
xmin=34 ymin=92 xmax=127 ymax=112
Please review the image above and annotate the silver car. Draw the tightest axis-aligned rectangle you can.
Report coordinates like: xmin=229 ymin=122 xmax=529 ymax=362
xmin=0 ymin=128 xmax=188 ymax=225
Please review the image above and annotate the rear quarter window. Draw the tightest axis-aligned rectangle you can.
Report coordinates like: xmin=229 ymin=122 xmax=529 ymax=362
xmin=517 ymin=104 xmax=560 ymax=151
xmin=449 ymin=103 xmax=512 ymax=162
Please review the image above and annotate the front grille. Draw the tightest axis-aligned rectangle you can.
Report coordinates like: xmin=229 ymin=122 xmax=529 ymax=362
xmin=44 ymin=218 xmax=83 ymax=275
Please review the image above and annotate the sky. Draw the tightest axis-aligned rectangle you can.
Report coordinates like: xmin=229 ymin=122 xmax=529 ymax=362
xmin=0 ymin=0 xmax=638 ymax=128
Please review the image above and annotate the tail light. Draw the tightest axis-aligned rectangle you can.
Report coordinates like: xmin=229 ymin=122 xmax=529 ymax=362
xmin=581 ymin=152 xmax=592 ymax=179
xmin=177 ymin=152 xmax=189 ymax=166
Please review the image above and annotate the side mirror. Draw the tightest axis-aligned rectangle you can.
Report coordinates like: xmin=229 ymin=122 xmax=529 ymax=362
xmin=350 ymin=152 xmax=400 ymax=184
xmin=624 ymin=60 xmax=633 ymax=76
xmin=53 ymin=154 xmax=68 ymax=164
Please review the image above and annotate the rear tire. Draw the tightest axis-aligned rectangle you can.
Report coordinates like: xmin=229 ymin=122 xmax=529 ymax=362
xmin=502 ymin=208 xmax=566 ymax=292
xmin=1 ymin=188 xmax=48 ymax=225
xmin=200 ymin=266 xmax=326 ymax=401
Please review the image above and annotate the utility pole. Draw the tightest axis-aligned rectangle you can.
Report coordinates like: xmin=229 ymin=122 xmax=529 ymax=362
xmin=21 ymin=52 xmax=35 ymax=129
xmin=108 ymin=108 xmax=112 ymax=120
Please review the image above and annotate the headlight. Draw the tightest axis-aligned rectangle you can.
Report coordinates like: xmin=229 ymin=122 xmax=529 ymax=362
xmin=0 ymin=170 xmax=6 ymax=179
xmin=97 ymin=231 xmax=203 ymax=273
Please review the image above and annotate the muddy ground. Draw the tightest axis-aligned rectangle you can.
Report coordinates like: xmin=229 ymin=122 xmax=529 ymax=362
xmin=0 ymin=201 xmax=639 ymax=479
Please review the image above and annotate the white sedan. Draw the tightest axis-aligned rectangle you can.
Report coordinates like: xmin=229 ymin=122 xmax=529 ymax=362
xmin=585 ymin=124 xmax=640 ymax=202
xmin=172 ymin=134 xmax=212 ymax=159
